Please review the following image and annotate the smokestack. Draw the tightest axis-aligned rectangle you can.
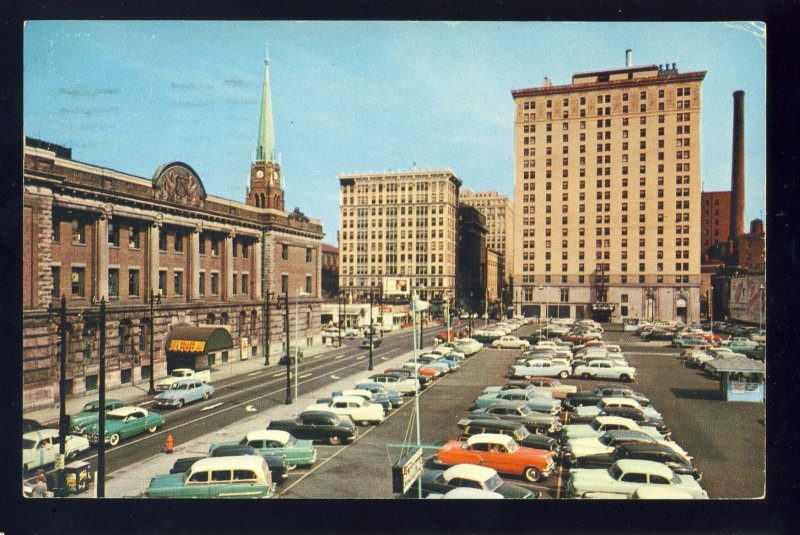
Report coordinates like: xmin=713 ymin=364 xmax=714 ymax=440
xmin=625 ymin=49 xmax=632 ymax=67
xmin=730 ymin=90 xmax=746 ymax=239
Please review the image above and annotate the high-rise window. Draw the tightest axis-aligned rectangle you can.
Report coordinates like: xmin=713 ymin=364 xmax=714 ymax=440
xmin=128 ymin=269 xmax=139 ymax=297
xmin=71 ymin=220 xmax=85 ymax=244
xmin=71 ymin=267 xmax=85 ymax=297
xmin=108 ymin=268 xmax=119 ymax=297
xmin=51 ymin=266 xmax=60 ymax=298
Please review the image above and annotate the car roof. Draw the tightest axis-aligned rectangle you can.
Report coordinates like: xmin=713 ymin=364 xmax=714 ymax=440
xmin=212 ymin=444 xmax=259 ymax=455
xmin=614 ymin=459 xmax=674 ymax=478
xmin=620 ymin=442 xmax=679 ymax=456
xmin=443 ymin=464 xmax=497 ymax=481
xmin=340 ymin=389 xmax=372 ymax=398
xmin=331 ymin=395 xmax=365 ymax=404
xmin=479 ymin=400 xmax=527 ymax=409
xmin=299 ymin=410 xmax=338 ymax=419
xmin=172 ymin=377 xmax=203 ymax=384
xmin=188 ymin=455 xmax=266 ymax=473
xmin=594 ymin=416 xmax=640 ymax=427
xmin=605 ymin=430 xmax=654 ymax=440
xmin=600 ymin=397 xmax=639 ymax=406
xmin=23 ymin=428 xmax=59 ymax=440
xmin=83 ymin=399 xmax=124 ymax=406
xmin=466 ymin=433 xmax=515 ymax=447
xmin=441 ymin=488 xmax=505 ymax=499
xmin=245 ymin=429 xmax=291 ymax=443
xmin=465 ymin=419 xmax=523 ymax=431
xmin=107 ymin=406 xmax=149 ymax=417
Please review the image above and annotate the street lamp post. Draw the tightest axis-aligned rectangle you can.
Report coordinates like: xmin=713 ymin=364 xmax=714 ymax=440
xmin=368 ymin=288 xmax=374 ymax=371
xmin=264 ymin=291 xmax=274 ymax=365
xmin=293 ymin=288 xmax=310 ymax=415
xmin=96 ymin=297 xmax=107 ymax=498
xmin=147 ymin=288 xmax=161 ymax=395
xmin=539 ymin=285 xmax=548 ymax=336
xmin=709 ymin=286 xmax=714 ymax=337
xmin=283 ymin=292 xmax=291 ymax=405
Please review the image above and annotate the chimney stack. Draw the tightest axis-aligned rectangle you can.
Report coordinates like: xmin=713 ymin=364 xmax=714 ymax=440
xmin=543 ymin=77 xmax=551 ymax=87
xmin=730 ymin=90 xmax=746 ymax=240
xmin=625 ymin=49 xmax=632 ymax=67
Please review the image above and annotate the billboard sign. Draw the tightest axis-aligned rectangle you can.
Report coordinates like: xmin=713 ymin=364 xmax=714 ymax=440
xmin=385 ymin=277 xmax=410 ymax=296
xmin=729 ymin=275 xmax=765 ymax=324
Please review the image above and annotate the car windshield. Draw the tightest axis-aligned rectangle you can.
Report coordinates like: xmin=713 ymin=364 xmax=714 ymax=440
xmin=506 ymin=440 xmax=519 ymax=452
xmin=599 ymin=435 xmax=613 ymax=446
xmin=107 ymin=413 xmax=126 ymax=421
xmin=286 ymin=436 xmax=296 ymax=447
xmin=608 ymin=464 xmax=623 ymax=480
xmin=484 ymin=473 xmax=504 ymax=491
xmin=82 ymin=402 xmax=100 ymax=412
xmin=671 ymin=473 xmax=682 ymax=484
xmin=517 ymin=406 xmax=532 ymax=416
xmin=171 ymin=383 xmax=189 ymax=390
xmin=590 ymin=420 xmax=603 ymax=431
xmin=22 ymin=438 xmax=37 ymax=449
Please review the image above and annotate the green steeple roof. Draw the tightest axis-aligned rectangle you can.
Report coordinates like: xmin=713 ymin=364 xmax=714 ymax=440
xmin=256 ymin=51 xmax=275 ymax=162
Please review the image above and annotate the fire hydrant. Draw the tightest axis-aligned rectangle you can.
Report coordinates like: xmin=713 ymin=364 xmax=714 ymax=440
xmin=164 ymin=434 xmax=174 ymax=454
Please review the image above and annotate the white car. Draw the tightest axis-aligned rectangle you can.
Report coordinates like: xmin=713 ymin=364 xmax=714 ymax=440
xmin=368 ymin=374 xmax=419 ymax=395
xmin=306 ymin=395 xmax=385 ymax=426
xmin=511 ymin=358 xmax=572 ymax=379
xmin=573 ymin=360 xmax=636 ymax=382
xmin=23 ymin=429 xmax=91 ymax=472
xmin=566 ymin=459 xmax=708 ymax=499
xmin=574 ymin=397 xmax=662 ymax=420
xmin=492 ymin=336 xmax=530 ymax=349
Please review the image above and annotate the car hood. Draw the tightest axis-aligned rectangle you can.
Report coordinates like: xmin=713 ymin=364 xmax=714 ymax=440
xmin=147 ymin=472 xmax=186 ymax=490
xmin=566 ymin=439 xmax=613 ymax=458
xmin=154 ymin=392 xmax=183 ymax=400
xmin=497 ymin=482 xmax=539 ymax=499
xmin=563 ymin=424 xmax=597 ymax=438
xmin=70 ymin=413 xmax=101 ymax=427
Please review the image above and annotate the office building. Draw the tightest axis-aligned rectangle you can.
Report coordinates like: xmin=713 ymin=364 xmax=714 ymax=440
xmin=458 ymin=189 xmax=514 ymax=282
xmin=456 ymin=204 xmax=488 ymax=314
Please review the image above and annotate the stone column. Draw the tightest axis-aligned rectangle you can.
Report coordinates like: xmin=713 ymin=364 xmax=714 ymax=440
xmin=225 ymin=232 xmax=234 ymax=298
xmin=253 ymin=239 xmax=262 ymax=300
xmin=96 ymin=214 xmax=110 ymax=301
xmin=190 ymin=226 xmax=201 ymax=300
xmin=148 ymin=218 xmax=162 ymax=296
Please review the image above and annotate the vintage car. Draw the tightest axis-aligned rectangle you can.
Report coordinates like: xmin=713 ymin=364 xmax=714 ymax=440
xmin=153 ymin=378 xmax=215 ymax=409
xmin=457 ymin=419 xmax=562 ymax=453
xmin=22 ymin=429 xmax=91 ymax=472
xmin=491 ymin=336 xmax=531 ymax=350
xmin=278 ymin=346 xmax=305 ymax=365
xmin=305 ymin=395 xmax=385 ymax=426
xmin=211 ymin=430 xmax=317 ymax=469
xmin=82 ymin=406 xmax=165 ymax=446
xmin=591 ymin=385 xmax=651 ymax=406
xmin=565 ymin=459 xmax=708 ymax=499
xmin=523 ymin=377 xmax=578 ymax=400
xmin=328 ymin=388 xmax=392 ymax=412
xmin=510 ymin=358 xmax=572 ymax=380
xmin=411 ymin=464 xmax=539 ymax=499
xmin=435 ymin=433 xmax=555 ymax=482
xmin=441 ymin=338 xmax=483 ymax=356
xmin=359 ymin=337 xmax=382 ymax=349
xmin=561 ymin=416 xmax=667 ymax=442
xmin=482 ymin=381 xmax=554 ymax=398
xmin=69 ymin=399 xmax=126 ymax=432
xmin=408 ymin=356 xmax=449 ymax=375
xmin=431 ymin=345 xmax=467 ymax=362
xmin=573 ymin=360 xmax=636 ymax=382
xmin=467 ymin=401 xmax=562 ymax=435
xmin=573 ymin=397 xmax=662 ymax=421
xmin=154 ymin=368 xmax=211 ymax=392
xmin=671 ymin=335 xmax=708 ymax=348
xmin=420 ymin=350 xmax=461 ymax=370
xmin=473 ymin=389 xmax=561 ymax=415
xmin=564 ymin=430 xmax=691 ymax=463
xmin=384 ymin=368 xmax=433 ymax=387
xmin=572 ymin=442 xmax=701 ymax=479
xmin=354 ymin=382 xmax=403 ymax=408
xmin=171 ymin=445 xmax=290 ymax=483
xmin=565 ymin=406 xmax=671 ymax=436
xmin=145 ymin=456 xmax=275 ymax=499
xmin=267 ymin=410 xmax=357 ymax=445
xmin=368 ymin=373 xmax=419 ymax=395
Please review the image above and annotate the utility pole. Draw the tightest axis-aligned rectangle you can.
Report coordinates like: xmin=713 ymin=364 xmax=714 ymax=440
xmin=97 ymin=298 xmax=107 ymax=498
xmin=284 ymin=292 xmax=291 ymax=405
xmin=368 ymin=289 xmax=374 ymax=371
xmin=55 ymin=294 xmax=67 ymax=497
xmin=148 ymin=289 xmax=160 ymax=395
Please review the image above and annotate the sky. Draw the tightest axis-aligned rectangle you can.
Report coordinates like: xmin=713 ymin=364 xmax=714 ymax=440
xmin=23 ymin=21 xmax=767 ymax=243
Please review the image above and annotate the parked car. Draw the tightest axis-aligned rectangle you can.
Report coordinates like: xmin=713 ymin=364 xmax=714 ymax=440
xmin=567 ymin=406 xmax=670 ymax=436
xmin=267 ymin=410 xmax=357 ymax=446
xmin=278 ymin=346 xmax=304 ymax=365
xmin=69 ymin=399 xmax=127 ymax=432
xmin=206 ymin=444 xmax=290 ymax=483
xmin=561 ymin=416 xmax=667 ymax=442
xmin=573 ymin=397 xmax=662 ymax=421
xmin=565 ymin=459 xmax=708 ymax=499
xmin=359 ymin=337 xmax=382 ymax=349
xmin=323 ymin=389 xmax=391 ymax=412
xmin=410 ymin=464 xmax=538 ymax=499
xmin=573 ymin=360 xmax=637 ymax=382
xmin=154 ymin=368 xmax=212 ymax=392
xmin=354 ymin=382 xmax=403 ymax=408
xmin=591 ymin=385 xmax=651 ymax=406
xmin=565 ymin=430 xmax=691 ymax=464
xmin=521 ymin=377 xmax=578 ymax=400
xmin=467 ymin=401 xmax=562 ymax=435
xmin=153 ymin=378 xmax=215 ymax=409
xmin=492 ymin=336 xmax=531 ymax=349
xmin=368 ymin=373 xmax=421 ymax=395
xmin=457 ymin=419 xmax=561 ymax=452
xmin=671 ymin=336 xmax=708 ymax=348
xmin=435 ymin=433 xmax=556 ymax=483
xmin=572 ymin=442 xmax=700 ymax=479
xmin=22 ymin=429 xmax=91 ymax=472
xmin=210 ymin=429 xmax=317 ymax=469
xmin=474 ymin=389 xmax=562 ymax=415
xmin=510 ymin=358 xmax=572 ymax=380
xmin=305 ymin=395 xmax=385 ymax=426
xmin=81 ymin=406 xmax=165 ymax=446
xmin=145 ymin=456 xmax=275 ymax=499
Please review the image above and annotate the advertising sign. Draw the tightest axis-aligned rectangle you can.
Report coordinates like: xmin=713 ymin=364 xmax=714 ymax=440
xmin=240 ymin=337 xmax=250 ymax=360
xmin=385 ymin=277 xmax=410 ymax=296
xmin=391 ymin=447 xmax=424 ymax=494
xmin=169 ymin=339 xmax=206 ymax=352
xmin=729 ymin=275 xmax=765 ymax=324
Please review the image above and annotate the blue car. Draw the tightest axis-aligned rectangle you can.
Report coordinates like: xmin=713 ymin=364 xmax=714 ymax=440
xmin=154 ymin=378 xmax=215 ymax=409
xmin=474 ymin=389 xmax=562 ymax=415
xmin=354 ymin=382 xmax=404 ymax=408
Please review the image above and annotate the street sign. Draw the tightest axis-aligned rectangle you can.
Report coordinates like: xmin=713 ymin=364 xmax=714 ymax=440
xmin=391 ymin=447 xmax=423 ymax=494
xmin=55 ymin=453 xmax=65 ymax=470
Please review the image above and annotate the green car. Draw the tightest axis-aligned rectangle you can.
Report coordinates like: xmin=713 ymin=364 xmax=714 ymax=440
xmin=81 ymin=406 xmax=165 ymax=446
xmin=210 ymin=430 xmax=317 ymax=469
xmin=70 ymin=399 xmax=126 ymax=434
xmin=145 ymin=456 xmax=275 ymax=499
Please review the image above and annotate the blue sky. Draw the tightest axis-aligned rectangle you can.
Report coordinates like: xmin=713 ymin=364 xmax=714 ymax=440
xmin=24 ymin=21 xmax=766 ymax=242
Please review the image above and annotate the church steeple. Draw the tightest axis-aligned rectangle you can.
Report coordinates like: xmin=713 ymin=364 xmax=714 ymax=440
xmin=247 ymin=49 xmax=284 ymax=211
xmin=256 ymin=50 xmax=275 ymax=162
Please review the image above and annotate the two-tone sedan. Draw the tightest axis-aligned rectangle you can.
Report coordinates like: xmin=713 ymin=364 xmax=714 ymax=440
xmin=492 ymin=336 xmax=531 ymax=350
xmin=267 ymin=410 xmax=357 ymax=446
xmin=411 ymin=464 xmax=539 ymax=499
xmin=467 ymin=401 xmax=562 ymax=435
xmin=573 ymin=397 xmax=663 ymax=421
xmin=22 ymin=429 xmax=91 ymax=472
xmin=435 ymin=433 xmax=555 ymax=483
xmin=305 ymin=395 xmax=385 ymax=426
xmin=510 ymin=358 xmax=572 ymax=380
xmin=473 ymin=388 xmax=562 ymax=415
xmin=82 ymin=406 xmax=165 ymax=446
xmin=69 ymin=399 xmax=126 ymax=434
xmin=153 ymin=378 xmax=215 ymax=409
xmin=572 ymin=360 xmax=636 ymax=382
xmin=560 ymin=416 xmax=667 ymax=442
xmin=565 ymin=459 xmax=708 ymax=499
xmin=210 ymin=430 xmax=317 ymax=469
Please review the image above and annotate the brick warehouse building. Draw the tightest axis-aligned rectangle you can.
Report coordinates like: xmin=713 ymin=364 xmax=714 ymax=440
xmin=21 ymin=57 xmax=324 ymax=409
xmin=511 ymin=51 xmax=704 ymax=323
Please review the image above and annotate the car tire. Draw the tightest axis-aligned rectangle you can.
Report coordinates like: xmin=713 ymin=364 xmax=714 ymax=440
xmin=359 ymin=421 xmax=370 ymax=427
xmin=202 ymin=392 xmax=210 ymax=401
xmin=559 ymin=370 xmax=569 ymax=379
xmin=176 ymin=400 xmax=184 ymax=409
xmin=620 ymin=374 xmax=631 ymax=382
xmin=524 ymin=466 xmax=542 ymax=483
xmin=108 ymin=433 xmax=120 ymax=447
xmin=581 ymin=373 xmax=591 ymax=380
xmin=328 ymin=435 xmax=342 ymax=446
xmin=286 ymin=464 xmax=297 ymax=470
xmin=146 ymin=425 xmax=158 ymax=433
xmin=67 ymin=449 xmax=78 ymax=461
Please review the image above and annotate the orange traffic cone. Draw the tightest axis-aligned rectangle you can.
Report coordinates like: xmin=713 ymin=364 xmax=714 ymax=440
xmin=164 ymin=434 xmax=174 ymax=454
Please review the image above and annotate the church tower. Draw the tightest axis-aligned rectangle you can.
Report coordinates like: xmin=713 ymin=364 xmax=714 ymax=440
xmin=247 ymin=51 xmax=284 ymax=210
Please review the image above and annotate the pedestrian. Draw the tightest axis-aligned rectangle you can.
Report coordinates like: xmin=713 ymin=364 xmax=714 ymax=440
xmin=30 ymin=472 xmax=48 ymax=498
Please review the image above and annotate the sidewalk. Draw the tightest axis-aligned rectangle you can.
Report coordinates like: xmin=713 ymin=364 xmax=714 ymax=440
xmin=76 ymin=345 xmax=418 ymax=498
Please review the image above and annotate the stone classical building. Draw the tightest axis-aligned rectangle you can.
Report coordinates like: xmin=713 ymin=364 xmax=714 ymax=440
xmin=458 ymin=189 xmax=514 ymax=283
xmin=511 ymin=53 xmax=705 ymax=323
xmin=337 ymin=169 xmax=461 ymax=310
xmin=21 ymin=56 xmax=324 ymax=409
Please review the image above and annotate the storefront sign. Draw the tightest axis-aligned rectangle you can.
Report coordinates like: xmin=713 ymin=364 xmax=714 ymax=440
xmin=169 ymin=339 xmax=206 ymax=352
xmin=241 ymin=337 xmax=250 ymax=360
xmin=391 ymin=447 xmax=424 ymax=494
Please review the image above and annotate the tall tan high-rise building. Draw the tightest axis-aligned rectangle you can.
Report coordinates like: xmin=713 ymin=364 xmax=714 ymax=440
xmin=511 ymin=56 xmax=705 ymax=323
xmin=338 ymin=169 xmax=461 ymax=305
xmin=459 ymin=189 xmax=514 ymax=283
